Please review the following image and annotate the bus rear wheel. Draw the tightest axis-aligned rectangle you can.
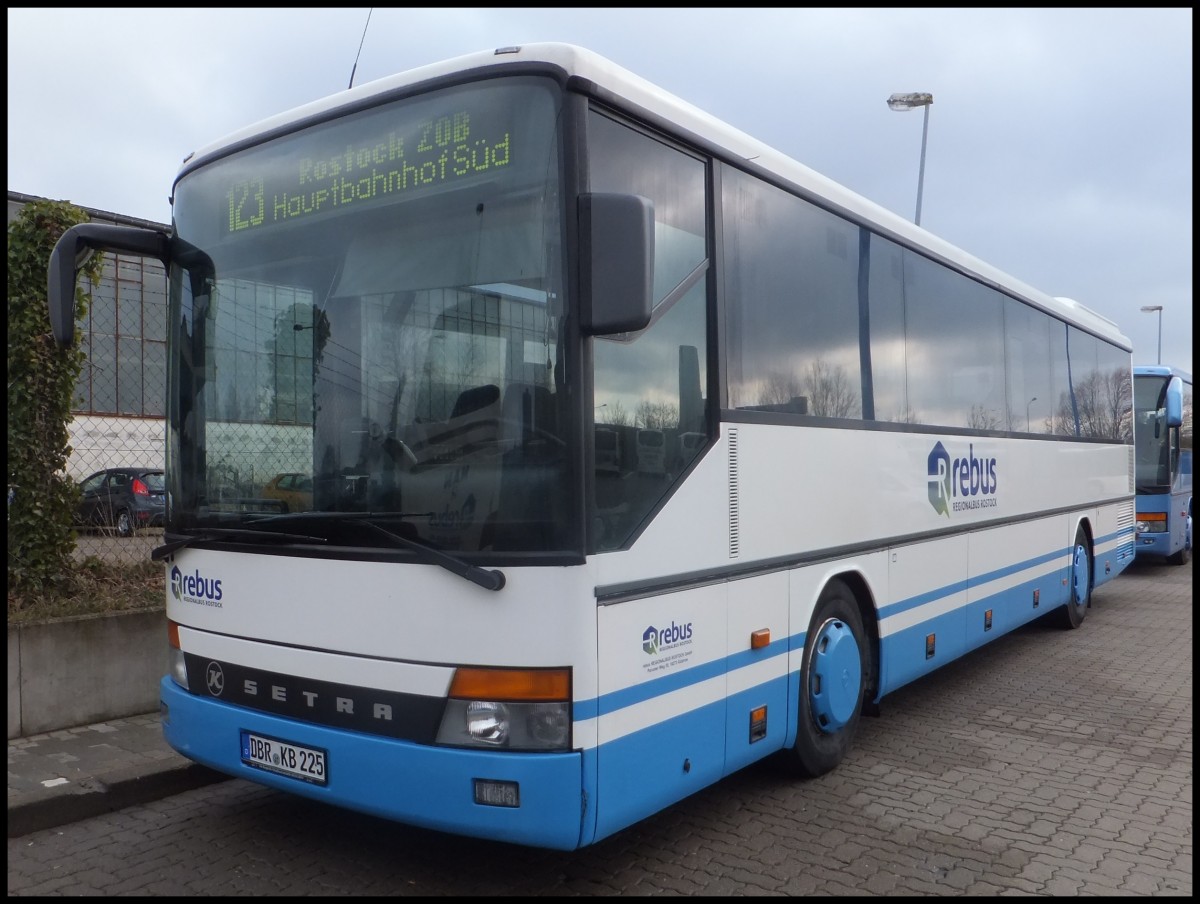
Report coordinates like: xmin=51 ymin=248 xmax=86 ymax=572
xmin=1058 ymin=526 xmax=1091 ymax=629
xmin=787 ymin=579 xmax=868 ymax=778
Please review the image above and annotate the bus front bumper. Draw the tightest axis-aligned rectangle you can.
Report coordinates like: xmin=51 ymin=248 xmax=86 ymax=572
xmin=159 ymin=677 xmax=586 ymax=850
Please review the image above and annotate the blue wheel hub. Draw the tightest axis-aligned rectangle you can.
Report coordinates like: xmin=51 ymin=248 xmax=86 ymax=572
xmin=809 ymin=619 xmax=862 ymax=733
xmin=1071 ymin=543 xmax=1090 ymax=606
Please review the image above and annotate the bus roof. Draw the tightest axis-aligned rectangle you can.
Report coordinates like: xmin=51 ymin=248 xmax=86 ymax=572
xmin=1134 ymin=365 xmax=1193 ymax=383
xmin=179 ymin=42 xmax=1131 ymax=351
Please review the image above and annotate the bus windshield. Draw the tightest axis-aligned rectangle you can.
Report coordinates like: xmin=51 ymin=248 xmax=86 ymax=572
xmin=166 ymin=77 xmax=572 ymax=554
xmin=1134 ymin=373 xmax=1171 ymax=492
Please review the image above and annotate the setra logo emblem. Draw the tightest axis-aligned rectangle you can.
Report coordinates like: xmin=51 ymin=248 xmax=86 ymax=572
xmin=205 ymin=661 xmax=225 ymax=697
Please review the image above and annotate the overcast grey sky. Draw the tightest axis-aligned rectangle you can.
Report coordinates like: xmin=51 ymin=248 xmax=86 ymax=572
xmin=7 ymin=7 xmax=1193 ymax=375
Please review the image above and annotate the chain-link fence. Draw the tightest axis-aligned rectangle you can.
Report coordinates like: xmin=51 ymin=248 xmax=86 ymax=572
xmin=67 ymin=245 xmax=168 ymax=565
xmin=68 ymin=414 xmax=165 ymax=564
xmin=5 ymin=193 xmax=171 ymax=566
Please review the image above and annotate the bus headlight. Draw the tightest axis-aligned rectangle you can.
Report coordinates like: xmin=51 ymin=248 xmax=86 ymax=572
xmin=167 ymin=620 xmax=189 ymax=689
xmin=1137 ymin=513 xmax=1166 ymax=533
xmin=435 ymin=667 xmax=571 ymax=751
xmin=466 ymin=701 xmax=509 ymax=744
xmin=168 ymin=647 xmax=189 ymax=689
xmin=527 ymin=702 xmax=570 ymax=746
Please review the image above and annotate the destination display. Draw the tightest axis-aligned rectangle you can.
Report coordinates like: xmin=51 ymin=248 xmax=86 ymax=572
xmin=175 ymin=79 xmax=557 ymax=245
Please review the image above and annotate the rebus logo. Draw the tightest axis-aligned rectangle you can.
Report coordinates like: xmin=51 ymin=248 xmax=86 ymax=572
xmin=170 ymin=565 xmax=224 ymax=608
xmin=927 ymin=442 xmax=952 ymax=516
xmin=642 ymin=621 xmax=694 ymax=656
xmin=927 ymin=441 xmax=999 ymax=517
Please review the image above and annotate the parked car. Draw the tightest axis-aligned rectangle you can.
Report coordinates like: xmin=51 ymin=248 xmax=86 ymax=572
xmin=75 ymin=468 xmax=167 ymax=537
xmin=261 ymin=473 xmax=313 ymax=513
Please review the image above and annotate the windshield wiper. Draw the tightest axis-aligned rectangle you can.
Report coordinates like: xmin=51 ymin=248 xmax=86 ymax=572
xmin=246 ymin=510 xmax=433 ymax=525
xmin=151 ymin=527 xmax=328 ymax=561
xmin=352 ymin=519 xmax=506 ymax=592
xmin=352 ymin=513 xmax=508 ymax=593
xmin=238 ymin=511 xmax=506 ymax=590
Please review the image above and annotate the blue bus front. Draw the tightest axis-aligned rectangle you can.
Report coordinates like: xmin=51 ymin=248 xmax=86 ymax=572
xmin=1133 ymin=366 xmax=1193 ymax=564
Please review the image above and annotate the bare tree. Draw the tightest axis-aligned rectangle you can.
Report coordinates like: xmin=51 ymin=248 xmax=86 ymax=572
xmin=1052 ymin=366 xmax=1132 ymax=440
xmin=969 ymin=404 xmax=1004 ymax=431
xmin=635 ymin=400 xmax=679 ymax=430
xmin=803 ymin=359 xmax=859 ymax=418
xmin=598 ymin=400 xmax=631 ymax=427
xmin=756 ymin=370 xmax=803 ymax=407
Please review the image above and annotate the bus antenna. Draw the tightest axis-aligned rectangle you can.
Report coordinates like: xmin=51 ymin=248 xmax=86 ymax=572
xmin=347 ymin=8 xmax=374 ymax=90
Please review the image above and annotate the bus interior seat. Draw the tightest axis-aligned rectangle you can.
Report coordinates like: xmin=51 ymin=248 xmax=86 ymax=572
xmin=451 ymin=384 xmax=500 ymax=419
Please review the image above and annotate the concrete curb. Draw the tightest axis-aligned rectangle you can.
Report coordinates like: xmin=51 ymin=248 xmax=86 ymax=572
xmin=7 ymin=760 xmax=227 ymax=839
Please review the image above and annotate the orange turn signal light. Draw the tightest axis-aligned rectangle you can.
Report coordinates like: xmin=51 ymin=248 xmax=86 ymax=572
xmin=448 ymin=667 xmax=569 ymax=701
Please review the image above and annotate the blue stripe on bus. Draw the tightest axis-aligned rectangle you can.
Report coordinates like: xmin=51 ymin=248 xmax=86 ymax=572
xmin=581 ymin=540 xmax=1128 ymax=720
xmin=875 ymin=578 xmax=971 ymax=621
xmin=594 ymin=654 xmax=730 ymax=716
xmin=726 ymin=637 xmax=790 ymax=672
xmin=877 ymin=546 xmax=1067 ymax=621
xmin=586 ymin=668 xmax=795 ymax=845
xmin=880 ymin=570 xmax=1062 ymax=694
xmin=581 ymin=533 xmax=1107 ymax=840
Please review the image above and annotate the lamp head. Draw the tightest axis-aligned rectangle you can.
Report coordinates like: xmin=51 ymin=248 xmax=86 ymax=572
xmin=887 ymin=92 xmax=934 ymax=111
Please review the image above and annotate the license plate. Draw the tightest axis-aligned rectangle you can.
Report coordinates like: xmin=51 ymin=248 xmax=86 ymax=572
xmin=240 ymin=731 xmax=327 ymax=785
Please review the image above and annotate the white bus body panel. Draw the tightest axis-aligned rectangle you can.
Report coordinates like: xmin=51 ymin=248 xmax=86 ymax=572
xmin=596 ymin=424 xmax=1132 ymax=589
xmin=167 ymin=549 xmax=603 ymax=710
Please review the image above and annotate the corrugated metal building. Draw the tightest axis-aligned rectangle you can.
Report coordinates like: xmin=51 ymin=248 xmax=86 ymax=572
xmin=8 ymin=190 xmax=168 ymax=477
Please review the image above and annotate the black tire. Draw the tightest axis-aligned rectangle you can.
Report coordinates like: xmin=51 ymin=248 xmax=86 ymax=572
xmin=1058 ymin=526 xmax=1091 ymax=628
xmin=115 ymin=509 xmax=134 ymax=538
xmin=786 ymin=578 xmax=869 ymax=778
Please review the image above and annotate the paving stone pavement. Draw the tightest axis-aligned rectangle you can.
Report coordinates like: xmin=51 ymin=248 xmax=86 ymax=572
xmin=7 ymin=711 xmax=224 ymax=838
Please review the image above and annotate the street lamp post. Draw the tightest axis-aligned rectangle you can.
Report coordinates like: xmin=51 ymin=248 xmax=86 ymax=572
xmin=1026 ymin=396 xmax=1037 ymax=432
xmin=887 ymin=92 xmax=934 ymax=226
xmin=1139 ymin=305 xmax=1163 ymax=364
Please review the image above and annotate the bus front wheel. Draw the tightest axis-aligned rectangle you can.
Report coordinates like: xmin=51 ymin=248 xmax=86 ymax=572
xmin=788 ymin=579 xmax=868 ymax=778
xmin=1058 ymin=526 xmax=1092 ymax=629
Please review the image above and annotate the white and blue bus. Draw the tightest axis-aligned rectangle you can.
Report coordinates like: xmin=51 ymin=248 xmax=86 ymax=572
xmin=1133 ymin=365 xmax=1193 ymax=565
xmin=48 ymin=43 xmax=1137 ymax=850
